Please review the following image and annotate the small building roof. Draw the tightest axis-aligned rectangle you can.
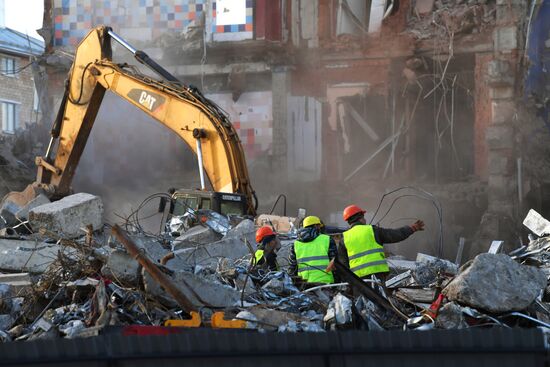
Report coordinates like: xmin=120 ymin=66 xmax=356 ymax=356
xmin=0 ymin=27 xmax=44 ymax=56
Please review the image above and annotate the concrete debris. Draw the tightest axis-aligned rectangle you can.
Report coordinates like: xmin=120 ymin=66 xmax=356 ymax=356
xmin=173 ymin=236 xmax=250 ymax=268
xmin=1 ymin=187 xmax=550 ymax=342
xmin=172 ymin=226 xmax=222 ymax=250
xmin=0 ymin=239 xmax=70 ymax=274
xmin=435 ymin=302 xmax=467 ymax=329
xmin=142 ymin=268 xmax=241 ymax=309
xmin=444 ymin=253 xmax=547 ymax=313
xmin=324 ymin=293 xmax=353 ymax=326
xmin=100 ymin=249 xmax=141 ymax=286
xmin=523 ymin=209 xmax=550 ymax=237
xmin=29 ymin=193 xmax=103 ymax=238
xmin=15 ymin=194 xmax=50 ymax=221
xmin=223 ymin=219 xmax=256 ymax=243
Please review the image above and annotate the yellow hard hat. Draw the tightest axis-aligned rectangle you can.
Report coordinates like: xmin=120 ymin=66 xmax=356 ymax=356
xmin=303 ymin=216 xmax=321 ymax=228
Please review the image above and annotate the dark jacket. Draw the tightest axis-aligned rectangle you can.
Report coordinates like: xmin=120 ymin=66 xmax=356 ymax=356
xmin=288 ymin=227 xmax=337 ymax=277
xmin=255 ymin=244 xmax=279 ymax=272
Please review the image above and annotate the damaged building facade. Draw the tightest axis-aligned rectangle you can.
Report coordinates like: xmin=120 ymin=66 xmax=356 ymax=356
xmin=39 ymin=0 xmax=550 ymax=256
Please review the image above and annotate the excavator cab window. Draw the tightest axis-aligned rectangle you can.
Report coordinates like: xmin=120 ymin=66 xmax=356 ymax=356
xmin=201 ymin=198 xmax=212 ymax=210
xmin=220 ymin=201 xmax=243 ymax=216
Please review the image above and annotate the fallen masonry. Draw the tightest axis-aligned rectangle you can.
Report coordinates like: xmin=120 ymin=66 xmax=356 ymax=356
xmin=0 ymin=192 xmax=549 ymax=343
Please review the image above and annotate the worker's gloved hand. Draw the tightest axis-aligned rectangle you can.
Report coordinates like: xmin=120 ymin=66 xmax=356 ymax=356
xmin=410 ymin=220 xmax=425 ymax=232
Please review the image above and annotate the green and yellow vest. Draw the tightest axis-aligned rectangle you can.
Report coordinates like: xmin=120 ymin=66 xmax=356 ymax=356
xmin=343 ymin=224 xmax=389 ymax=277
xmin=294 ymin=234 xmax=334 ymax=284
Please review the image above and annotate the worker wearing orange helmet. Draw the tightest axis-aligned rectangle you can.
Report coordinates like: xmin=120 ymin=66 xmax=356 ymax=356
xmin=254 ymin=226 xmax=281 ymax=271
xmin=341 ymin=204 xmax=424 ymax=279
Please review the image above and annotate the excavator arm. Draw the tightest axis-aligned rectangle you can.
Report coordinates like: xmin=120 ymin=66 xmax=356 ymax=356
xmin=21 ymin=26 xmax=256 ymax=215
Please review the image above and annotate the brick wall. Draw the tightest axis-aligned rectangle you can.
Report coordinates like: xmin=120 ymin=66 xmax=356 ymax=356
xmin=0 ymin=52 xmax=39 ymax=135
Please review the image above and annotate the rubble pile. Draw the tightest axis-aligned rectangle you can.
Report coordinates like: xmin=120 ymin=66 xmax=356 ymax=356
xmin=407 ymin=0 xmax=496 ymax=40
xmin=0 ymin=192 xmax=549 ymax=342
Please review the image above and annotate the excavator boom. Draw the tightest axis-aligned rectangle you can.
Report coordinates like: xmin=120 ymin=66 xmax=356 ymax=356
xmin=11 ymin=26 xmax=256 ymax=215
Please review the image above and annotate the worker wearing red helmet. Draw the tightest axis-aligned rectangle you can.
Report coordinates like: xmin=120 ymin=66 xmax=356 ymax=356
xmin=254 ymin=226 xmax=281 ymax=271
xmin=341 ymin=204 xmax=424 ymax=279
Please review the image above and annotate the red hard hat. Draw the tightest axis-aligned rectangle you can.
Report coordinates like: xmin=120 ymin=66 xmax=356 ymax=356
xmin=256 ymin=225 xmax=276 ymax=243
xmin=343 ymin=205 xmax=366 ymax=222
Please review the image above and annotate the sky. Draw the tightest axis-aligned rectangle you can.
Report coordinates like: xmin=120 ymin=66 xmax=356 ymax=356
xmin=4 ymin=0 xmax=44 ymax=40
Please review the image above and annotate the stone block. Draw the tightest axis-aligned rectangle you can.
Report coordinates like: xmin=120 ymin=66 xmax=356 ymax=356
xmin=486 ymin=125 xmax=514 ymax=150
xmin=486 ymin=59 xmax=514 ymax=87
xmin=29 ymin=193 xmax=103 ymax=238
xmin=491 ymin=100 xmax=516 ymax=124
xmin=494 ymin=26 xmax=518 ymax=52
xmin=444 ymin=253 xmax=546 ymax=313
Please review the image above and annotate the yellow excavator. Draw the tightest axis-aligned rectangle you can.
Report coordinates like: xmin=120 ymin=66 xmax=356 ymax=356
xmin=2 ymin=26 xmax=257 ymax=219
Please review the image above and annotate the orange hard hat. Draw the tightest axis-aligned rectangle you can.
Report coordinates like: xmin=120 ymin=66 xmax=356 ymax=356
xmin=256 ymin=225 xmax=276 ymax=243
xmin=343 ymin=205 xmax=366 ymax=222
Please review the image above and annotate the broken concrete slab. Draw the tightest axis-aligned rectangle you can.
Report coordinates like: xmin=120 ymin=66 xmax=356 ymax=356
xmin=224 ymin=219 xmax=255 ymax=243
xmin=15 ymin=194 xmax=50 ymax=221
xmin=523 ymin=209 xmax=550 ymax=237
xmin=142 ymin=268 xmax=240 ymax=309
xmin=172 ymin=225 xmax=222 ymax=251
xmin=0 ymin=239 xmax=67 ymax=274
xmin=29 ymin=193 xmax=103 ymax=238
xmin=414 ymin=253 xmax=458 ymax=285
xmin=387 ymin=258 xmax=417 ymax=272
xmin=0 ymin=273 xmax=32 ymax=294
xmin=174 ymin=237 xmax=250 ymax=268
xmin=444 ymin=253 xmax=547 ymax=313
xmin=244 ymin=307 xmax=304 ymax=330
xmin=395 ymin=288 xmax=436 ymax=303
xmin=100 ymin=250 xmax=141 ymax=287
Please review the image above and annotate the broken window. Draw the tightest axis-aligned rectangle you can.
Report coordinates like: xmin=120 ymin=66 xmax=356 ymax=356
xmin=1 ymin=101 xmax=18 ymax=134
xmin=336 ymin=0 xmax=395 ymax=36
xmin=1 ymin=56 xmax=16 ymax=77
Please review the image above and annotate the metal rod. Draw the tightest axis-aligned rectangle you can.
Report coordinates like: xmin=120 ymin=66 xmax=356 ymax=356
xmin=196 ymin=138 xmax=206 ymax=190
xmin=111 ymin=225 xmax=196 ymax=313
xmin=455 ymin=237 xmax=465 ymax=266
xmin=107 ymin=30 xmax=137 ymax=54
xmin=517 ymin=157 xmax=523 ymax=206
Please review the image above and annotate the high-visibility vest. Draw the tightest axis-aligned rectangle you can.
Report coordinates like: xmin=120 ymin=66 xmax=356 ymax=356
xmin=254 ymin=249 xmax=279 ymax=270
xmin=343 ymin=224 xmax=389 ymax=277
xmin=254 ymin=249 xmax=265 ymax=264
xmin=294 ymin=234 xmax=334 ymax=284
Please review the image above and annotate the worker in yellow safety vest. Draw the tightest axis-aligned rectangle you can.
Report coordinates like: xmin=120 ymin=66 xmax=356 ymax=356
xmin=254 ymin=225 xmax=281 ymax=271
xmin=341 ymin=204 xmax=424 ymax=280
xmin=289 ymin=216 xmax=336 ymax=285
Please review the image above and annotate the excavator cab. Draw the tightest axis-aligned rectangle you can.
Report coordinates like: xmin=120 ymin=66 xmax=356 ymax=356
xmin=170 ymin=189 xmax=248 ymax=217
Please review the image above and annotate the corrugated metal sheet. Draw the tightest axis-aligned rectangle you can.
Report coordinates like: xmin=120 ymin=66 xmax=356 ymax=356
xmin=0 ymin=27 xmax=44 ymax=56
xmin=0 ymin=328 xmax=546 ymax=367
